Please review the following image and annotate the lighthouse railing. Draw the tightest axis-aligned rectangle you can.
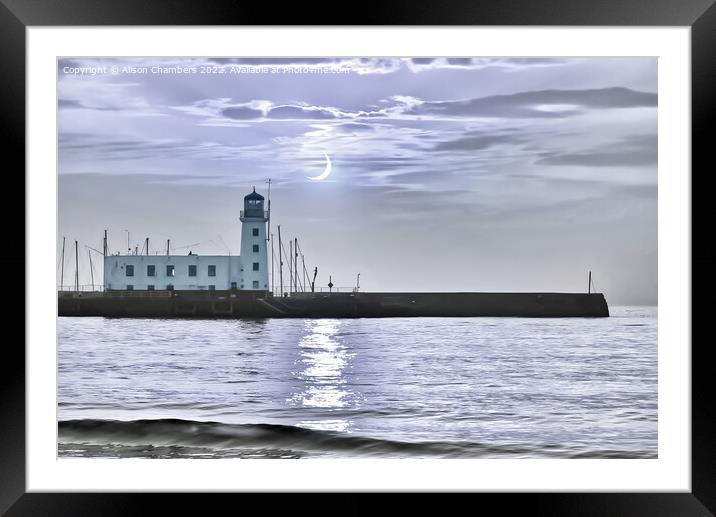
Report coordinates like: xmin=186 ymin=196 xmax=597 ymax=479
xmin=240 ymin=210 xmax=269 ymax=219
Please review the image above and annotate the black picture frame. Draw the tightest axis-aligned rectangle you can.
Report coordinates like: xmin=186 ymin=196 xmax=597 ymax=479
xmin=3 ymin=0 xmax=713 ymax=514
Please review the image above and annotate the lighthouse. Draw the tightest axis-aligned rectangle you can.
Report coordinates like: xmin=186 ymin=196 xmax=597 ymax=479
xmin=239 ymin=187 xmax=269 ymax=291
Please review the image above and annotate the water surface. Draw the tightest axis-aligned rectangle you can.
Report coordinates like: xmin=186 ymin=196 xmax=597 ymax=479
xmin=58 ymin=307 xmax=657 ymax=458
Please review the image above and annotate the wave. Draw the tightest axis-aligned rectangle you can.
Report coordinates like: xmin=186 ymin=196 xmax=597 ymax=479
xmin=58 ymin=418 xmax=655 ymax=459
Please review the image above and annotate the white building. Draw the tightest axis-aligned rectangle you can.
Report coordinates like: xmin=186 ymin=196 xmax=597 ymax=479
xmin=103 ymin=188 xmax=269 ymax=292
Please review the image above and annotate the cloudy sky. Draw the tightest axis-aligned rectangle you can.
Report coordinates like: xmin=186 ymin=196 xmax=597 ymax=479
xmin=58 ymin=57 xmax=657 ymax=304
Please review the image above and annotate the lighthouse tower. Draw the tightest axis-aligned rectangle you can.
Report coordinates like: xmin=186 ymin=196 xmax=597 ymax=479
xmin=239 ymin=187 xmax=269 ymax=291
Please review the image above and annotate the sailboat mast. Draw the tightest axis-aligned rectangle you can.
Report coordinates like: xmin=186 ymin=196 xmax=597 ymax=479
xmin=88 ymin=250 xmax=94 ymax=290
xmin=74 ymin=240 xmax=79 ymax=291
xmin=271 ymin=233 xmax=275 ymax=295
xmin=267 ymin=178 xmax=272 ymax=291
xmin=60 ymin=236 xmax=66 ymax=290
xmin=278 ymin=225 xmax=284 ymax=296
xmin=302 ymin=253 xmax=306 ymax=293
xmin=294 ymin=238 xmax=298 ymax=294
xmin=267 ymin=178 xmax=271 ymax=242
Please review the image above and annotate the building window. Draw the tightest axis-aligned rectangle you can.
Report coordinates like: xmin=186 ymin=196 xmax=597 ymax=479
xmin=231 ymin=282 xmax=237 ymax=289
xmin=252 ymin=228 xmax=259 ymax=236
xmin=252 ymin=262 xmax=259 ymax=271
xmin=126 ymin=285 xmax=134 ymax=291
xmin=167 ymin=265 xmax=175 ymax=277
xmin=148 ymin=285 xmax=155 ymax=291
xmin=188 ymin=265 xmax=197 ymax=277
xmin=166 ymin=284 xmax=174 ymax=291
xmin=126 ymin=265 xmax=134 ymax=277
xmin=208 ymin=265 xmax=216 ymax=277
xmin=208 ymin=285 xmax=215 ymax=291
xmin=253 ymin=244 xmax=259 ymax=253
xmin=147 ymin=265 xmax=155 ymax=277
xmin=252 ymin=281 xmax=259 ymax=289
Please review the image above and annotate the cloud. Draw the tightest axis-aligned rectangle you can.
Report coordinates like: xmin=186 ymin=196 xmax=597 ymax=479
xmin=175 ymin=98 xmax=377 ymax=123
xmin=175 ymin=87 xmax=656 ymax=127
xmin=59 ymin=133 xmax=270 ymax=164
xmin=536 ymin=134 xmax=657 ymax=167
xmin=266 ymin=105 xmax=342 ymax=120
xmin=335 ymin=123 xmax=375 ymax=132
xmin=221 ymin=106 xmax=265 ymax=120
xmin=407 ymin=57 xmax=568 ymax=72
xmin=207 ymin=58 xmax=338 ymax=65
xmin=410 ymin=58 xmax=436 ymax=65
xmin=58 ymin=98 xmax=85 ymax=109
xmin=434 ymin=133 xmax=524 ymax=151
xmin=406 ymin=87 xmax=657 ymax=119
xmin=57 ymin=57 xmax=624 ymax=86
xmin=58 ymin=79 xmax=162 ymax=115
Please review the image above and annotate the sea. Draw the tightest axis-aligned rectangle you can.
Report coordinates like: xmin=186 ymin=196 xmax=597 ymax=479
xmin=58 ymin=306 xmax=657 ymax=459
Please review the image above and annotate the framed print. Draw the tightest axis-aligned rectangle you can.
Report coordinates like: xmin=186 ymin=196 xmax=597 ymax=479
xmin=4 ymin=0 xmax=714 ymax=514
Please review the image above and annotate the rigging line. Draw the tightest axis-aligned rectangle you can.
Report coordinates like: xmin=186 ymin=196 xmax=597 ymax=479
xmin=170 ymin=242 xmax=202 ymax=252
xmin=270 ymin=244 xmax=277 ymax=294
xmin=280 ymin=239 xmax=293 ymax=288
xmin=88 ymin=250 xmax=95 ymax=289
xmin=295 ymin=242 xmax=312 ymax=293
xmin=301 ymin=254 xmax=311 ymax=290
xmin=295 ymin=257 xmax=304 ymax=292
xmin=57 ymin=238 xmax=67 ymax=272
xmin=294 ymin=241 xmax=307 ymax=292
xmin=85 ymin=245 xmax=104 ymax=256
xmin=217 ymin=234 xmax=232 ymax=253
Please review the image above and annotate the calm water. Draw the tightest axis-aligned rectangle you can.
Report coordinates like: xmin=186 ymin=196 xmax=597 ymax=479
xmin=58 ymin=307 xmax=657 ymax=458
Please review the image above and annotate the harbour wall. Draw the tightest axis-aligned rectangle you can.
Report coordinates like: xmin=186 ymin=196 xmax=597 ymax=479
xmin=58 ymin=290 xmax=609 ymax=318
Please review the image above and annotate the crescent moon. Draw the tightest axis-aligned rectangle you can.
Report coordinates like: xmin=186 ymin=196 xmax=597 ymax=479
xmin=307 ymin=153 xmax=332 ymax=181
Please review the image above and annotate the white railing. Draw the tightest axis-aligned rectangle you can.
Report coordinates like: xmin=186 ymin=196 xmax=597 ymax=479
xmin=271 ymin=286 xmax=359 ymax=296
xmin=57 ymin=284 xmax=105 ymax=292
